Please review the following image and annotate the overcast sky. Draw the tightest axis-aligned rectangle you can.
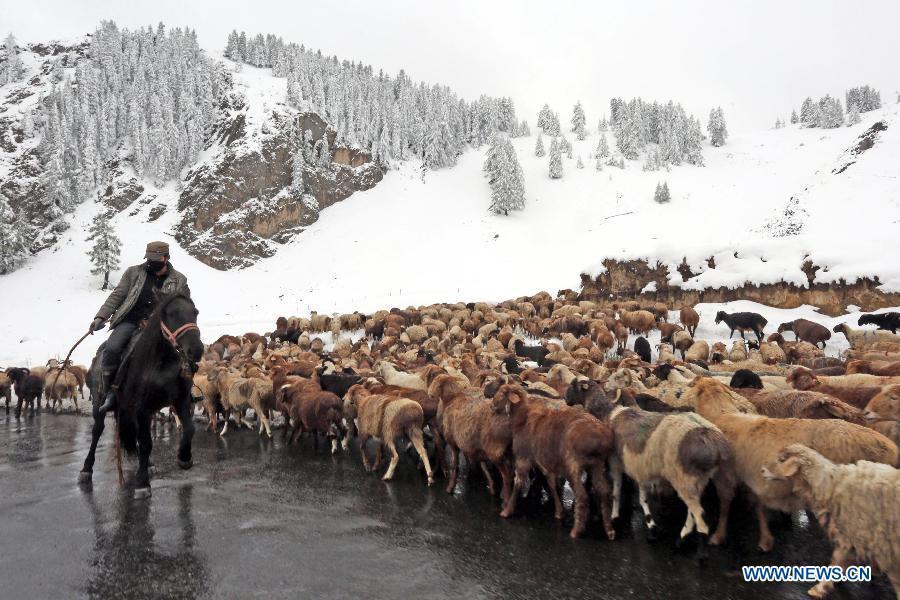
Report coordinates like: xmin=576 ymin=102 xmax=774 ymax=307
xmin=2 ymin=0 xmax=898 ymax=132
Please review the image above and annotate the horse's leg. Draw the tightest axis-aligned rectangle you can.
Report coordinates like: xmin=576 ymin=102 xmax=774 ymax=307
xmin=135 ymin=412 xmax=153 ymax=497
xmin=175 ymin=400 xmax=194 ymax=470
xmin=79 ymin=410 xmax=107 ymax=483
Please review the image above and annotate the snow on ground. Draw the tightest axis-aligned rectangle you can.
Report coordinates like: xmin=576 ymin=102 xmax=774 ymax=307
xmin=1 ymin=65 xmax=899 ymax=365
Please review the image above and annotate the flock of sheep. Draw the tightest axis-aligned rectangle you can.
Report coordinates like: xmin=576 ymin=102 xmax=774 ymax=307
xmin=2 ymin=293 xmax=900 ymax=599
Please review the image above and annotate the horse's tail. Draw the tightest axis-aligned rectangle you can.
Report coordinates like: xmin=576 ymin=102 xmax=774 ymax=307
xmin=114 ymin=413 xmax=125 ymax=486
xmin=118 ymin=408 xmax=138 ymax=456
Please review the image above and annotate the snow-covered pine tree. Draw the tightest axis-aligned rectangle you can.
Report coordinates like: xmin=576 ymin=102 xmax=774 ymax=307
xmin=571 ymin=101 xmax=586 ymax=140
xmin=654 ymin=181 xmax=671 ymax=203
xmin=486 ymin=136 xmax=525 ymax=215
xmin=576 ymin=155 xmax=584 ymax=169
xmin=800 ymin=97 xmax=819 ymax=127
xmin=548 ymin=137 xmax=563 ymax=179
xmin=707 ymin=107 xmax=728 ymax=147
xmin=0 ymin=193 xmax=28 ymax=274
xmin=594 ymin=156 xmax=603 ymax=171
xmin=566 ymin=145 xmax=573 ymax=160
xmin=537 ymin=104 xmax=552 ymax=132
xmin=847 ymin=103 xmax=861 ymax=126
xmin=85 ymin=210 xmax=121 ymax=290
xmin=1 ymin=34 xmax=25 ymax=85
xmin=774 ymin=117 xmax=783 ymax=129
xmin=642 ymin=148 xmax=661 ymax=171
xmin=816 ymin=95 xmax=843 ymax=128
xmin=596 ymin=134 xmax=610 ymax=158
xmin=534 ymin=133 xmax=545 ymax=157
xmin=597 ymin=114 xmax=608 ymax=132
xmin=519 ymin=120 xmax=530 ymax=136
xmin=790 ymin=109 xmax=798 ymax=124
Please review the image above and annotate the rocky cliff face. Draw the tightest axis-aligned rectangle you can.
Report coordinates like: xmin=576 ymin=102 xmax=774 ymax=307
xmin=173 ymin=89 xmax=383 ymax=270
xmin=579 ymin=258 xmax=900 ymax=316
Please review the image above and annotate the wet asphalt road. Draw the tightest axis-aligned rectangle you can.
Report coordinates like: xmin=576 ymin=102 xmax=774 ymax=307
xmin=0 ymin=413 xmax=893 ymax=600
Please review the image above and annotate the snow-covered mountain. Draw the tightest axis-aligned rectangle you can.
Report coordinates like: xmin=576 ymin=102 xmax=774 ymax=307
xmin=1 ymin=24 xmax=898 ymax=366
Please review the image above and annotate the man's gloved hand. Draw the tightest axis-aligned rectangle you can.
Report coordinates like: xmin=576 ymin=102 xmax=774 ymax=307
xmin=89 ymin=317 xmax=106 ymax=334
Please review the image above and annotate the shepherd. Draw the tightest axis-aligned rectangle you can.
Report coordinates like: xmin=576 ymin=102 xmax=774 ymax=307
xmin=88 ymin=241 xmax=191 ymax=416
xmin=78 ymin=241 xmax=203 ymax=497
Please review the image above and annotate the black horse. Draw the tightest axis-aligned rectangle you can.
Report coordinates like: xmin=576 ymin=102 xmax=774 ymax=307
xmin=79 ymin=294 xmax=204 ymax=497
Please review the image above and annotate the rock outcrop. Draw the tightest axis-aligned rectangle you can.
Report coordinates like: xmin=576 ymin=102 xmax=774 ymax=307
xmin=579 ymin=258 xmax=900 ymax=316
xmin=174 ymin=92 xmax=383 ymax=269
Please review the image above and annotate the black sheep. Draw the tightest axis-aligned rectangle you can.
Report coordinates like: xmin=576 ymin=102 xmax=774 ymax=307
xmin=6 ymin=367 xmax=42 ymax=418
xmin=729 ymin=369 xmax=763 ymax=390
xmin=858 ymin=312 xmax=900 ymax=334
xmin=513 ymin=339 xmax=549 ymax=364
xmin=315 ymin=366 xmax=361 ymax=398
xmin=501 ymin=356 xmax=523 ymax=374
xmin=634 ymin=336 xmax=652 ymax=363
xmin=714 ymin=311 xmax=767 ymax=342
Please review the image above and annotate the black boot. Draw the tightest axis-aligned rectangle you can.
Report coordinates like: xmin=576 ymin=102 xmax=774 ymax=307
xmin=98 ymin=368 xmax=118 ymax=416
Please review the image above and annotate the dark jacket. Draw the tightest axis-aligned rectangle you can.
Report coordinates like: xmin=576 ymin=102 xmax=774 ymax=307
xmin=95 ymin=264 xmax=191 ymax=329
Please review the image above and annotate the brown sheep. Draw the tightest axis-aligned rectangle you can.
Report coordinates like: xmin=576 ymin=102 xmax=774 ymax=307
xmin=672 ymin=330 xmax=693 ymax=361
xmin=492 ymin=384 xmax=616 ymax=540
xmin=709 ymin=341 xmax=728 ymax=364
xmin=280 ymin=382 xmax=344 ymax=452
xmin=343 ymin=385 xmax=433 ymax=484
xmin=846 ymin=359 xmax=900 ymax=377
xmin=742 ymin=389 xmax=866 ymax=424
xmin=680 ymin=306 xmax=700 ymax=337
xmin=658 ymin=322 xmax=684 ymax=343
xmin=777 ymin=318 xmax=832 ymax=348
xmin=429 ymin=374 xmax=513 ymax=500
xmin=621 ymin=309 xmax=656 ymax=337
xmin=787 ymin=367 xmax=883 ymax=410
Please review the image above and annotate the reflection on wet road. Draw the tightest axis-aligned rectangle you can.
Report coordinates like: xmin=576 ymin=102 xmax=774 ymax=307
xmin=0 ymin=415 xmax=892 ymax=599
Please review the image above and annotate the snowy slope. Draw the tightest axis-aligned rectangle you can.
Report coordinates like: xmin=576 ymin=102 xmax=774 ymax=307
xmin=2 ymin=60 xmax=899 ymax=366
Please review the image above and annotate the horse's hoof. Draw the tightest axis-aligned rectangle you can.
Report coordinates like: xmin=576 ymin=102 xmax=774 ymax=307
xmin=177 ymin=459 xmax=193 ymax=470
xmin=134 ymin=487 xmax=152 ymax=499
xmin=77 ymin=471 xmax=92 ymax=484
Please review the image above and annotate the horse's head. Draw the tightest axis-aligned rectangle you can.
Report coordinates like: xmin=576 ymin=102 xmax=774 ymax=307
xmin=158 ymin=294 xmax=204 ymax=364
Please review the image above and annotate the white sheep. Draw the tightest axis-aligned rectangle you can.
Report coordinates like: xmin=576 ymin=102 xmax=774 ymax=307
xmin=762 ymin=444 xmax=900 ymax=598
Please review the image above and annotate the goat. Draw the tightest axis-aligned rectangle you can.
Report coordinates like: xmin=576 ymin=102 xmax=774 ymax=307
xmin=6 ymin=367 xmax=42 ymax=418
xmin=858 ymin=312 xmax=900 ymax=334
xmin=512 ymin=339 xmax=550 ymax=364
xmin=714 ymin=311 xmax=767 ymax=342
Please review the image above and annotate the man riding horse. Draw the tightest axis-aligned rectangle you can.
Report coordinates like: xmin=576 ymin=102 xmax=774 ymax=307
xmin=88 ymin=241 xmax=191 ymax=415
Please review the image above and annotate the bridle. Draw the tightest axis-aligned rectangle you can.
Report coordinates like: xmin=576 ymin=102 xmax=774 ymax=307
xmin=160 ymin=318 xmax=201 ymax=376
xmin=161 ymin=321 xmax=200 ymax=347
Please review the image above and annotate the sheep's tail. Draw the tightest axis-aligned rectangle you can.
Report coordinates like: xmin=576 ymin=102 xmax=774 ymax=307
xmin=678 ymin=426 xmax=732 ymax=476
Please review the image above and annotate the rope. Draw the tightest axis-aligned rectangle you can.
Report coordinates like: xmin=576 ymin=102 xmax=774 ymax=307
xmin=48 ymin=329 xmax=93 ymax=407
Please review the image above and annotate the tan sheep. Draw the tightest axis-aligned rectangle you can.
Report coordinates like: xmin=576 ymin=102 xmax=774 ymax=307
xmin=762 ymin=444 xmax=900 ymax=598
xmin=688 ymin=377 xmax=898 ymax=551
xmin=671 ymin=330 xmax=693 ymax=360
xmin=344 ymin=385 xmax=433 ymax=484
xmin=684 ymin=340 xmax=710 ymax=363
xmin=728 ymin=340 xmax=748 ymax=362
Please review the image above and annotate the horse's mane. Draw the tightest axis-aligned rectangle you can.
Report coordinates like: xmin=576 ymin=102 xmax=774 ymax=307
xmin=117 ymin=293 xmax=195 ymax=439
